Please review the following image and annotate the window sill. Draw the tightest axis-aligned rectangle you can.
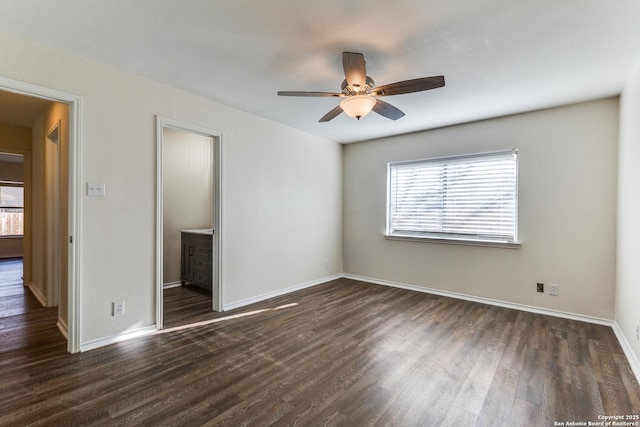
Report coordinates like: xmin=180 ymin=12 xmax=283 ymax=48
xmin=384 ymin=233 xmax=521 ymax=249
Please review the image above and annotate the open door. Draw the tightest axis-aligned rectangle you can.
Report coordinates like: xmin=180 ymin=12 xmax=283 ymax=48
xmin=45 ymin=122 xmax=61 ymax=308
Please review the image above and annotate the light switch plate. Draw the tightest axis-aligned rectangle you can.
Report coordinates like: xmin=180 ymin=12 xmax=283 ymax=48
xmin=87 ymin=182 xmax=105 ymax=197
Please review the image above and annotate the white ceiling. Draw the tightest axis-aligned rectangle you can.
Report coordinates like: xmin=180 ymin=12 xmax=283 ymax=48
xmin=1 ymin=0 xmax=639 ymax=143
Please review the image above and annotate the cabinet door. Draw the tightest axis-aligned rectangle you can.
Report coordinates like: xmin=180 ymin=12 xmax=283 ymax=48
xmin=181 ymin=243 xmax=196 ymax=281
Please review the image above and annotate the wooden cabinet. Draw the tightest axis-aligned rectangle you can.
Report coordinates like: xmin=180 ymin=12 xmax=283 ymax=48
xmin=180 ymin=230 xmax=213 ymax=291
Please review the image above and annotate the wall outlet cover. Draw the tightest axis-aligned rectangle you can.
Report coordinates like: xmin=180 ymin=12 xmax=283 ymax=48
xmin=113 ymin=300 xmax=124 ymax=316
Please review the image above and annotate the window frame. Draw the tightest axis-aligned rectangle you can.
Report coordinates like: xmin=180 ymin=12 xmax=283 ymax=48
xmin=0 ymin=181 xmax=25 ymax=238
xmin=385 ymin=150 xmax=520 ymax=248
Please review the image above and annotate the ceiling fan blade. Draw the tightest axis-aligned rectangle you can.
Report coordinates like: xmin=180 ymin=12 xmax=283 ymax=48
xmin=319 ymin=105 xmax=343 ymax=122
xmin=342 ymin=52 xmax=367 ymax=91
xmin=372 ymin=99 xmax=405 ymax=120
xmin=278 ymin=91 xmax=343 ymax=97
xmin=373 ymin=76 xmax=445 ymax=96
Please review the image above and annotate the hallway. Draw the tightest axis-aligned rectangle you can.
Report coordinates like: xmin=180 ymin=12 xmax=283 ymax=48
xmin=0 ymin=258 xmax=34 ymax=317
xmin=0 ymin=258 xmax=62 ymax=352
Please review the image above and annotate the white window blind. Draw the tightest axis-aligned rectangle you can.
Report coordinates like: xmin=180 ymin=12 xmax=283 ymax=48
xmin=387 ymin=150 xmax=518 ymax=244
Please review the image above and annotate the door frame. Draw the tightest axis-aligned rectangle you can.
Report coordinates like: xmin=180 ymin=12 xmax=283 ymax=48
xmin=0 ymin=76 xmax=83 ymax=353
xmin=155 ymin=116 xmax=223 ymax=329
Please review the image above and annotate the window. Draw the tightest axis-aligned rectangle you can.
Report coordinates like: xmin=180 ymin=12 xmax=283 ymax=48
xmin=0 ymin=183 xmax=24 ymax=237
xmin=386 ymin=150 xmax=519 ymax=246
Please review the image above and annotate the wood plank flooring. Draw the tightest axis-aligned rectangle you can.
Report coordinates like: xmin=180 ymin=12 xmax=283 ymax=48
xmin=0 ymin=258 xmax=64 ymax=362
xmin=163 ymin=285 xmax=214 ymax=329
xmin=0 ymin=258 xmax=38 ymax=318
xmin=1 ymin=274 xmax=639 ymax=426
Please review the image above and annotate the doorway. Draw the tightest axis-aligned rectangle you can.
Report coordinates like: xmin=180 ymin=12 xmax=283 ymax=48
xmin=0 ymin=77 xmax=81 ymax=353
xmin=156 ymin=117 xmax=222 ymax=329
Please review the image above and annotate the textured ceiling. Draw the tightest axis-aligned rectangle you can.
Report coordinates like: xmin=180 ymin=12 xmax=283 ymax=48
xmin=1 ymin=0 xmax=639 ymax=143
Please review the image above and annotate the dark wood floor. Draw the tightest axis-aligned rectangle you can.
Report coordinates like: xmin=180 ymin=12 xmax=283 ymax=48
xmin=0 ymin=257 xmax=36 ymax=318
xmin=1 ymin=271 xmax=639 ymax=426
xmin=163 ymin=284 xmax=215 ymax=329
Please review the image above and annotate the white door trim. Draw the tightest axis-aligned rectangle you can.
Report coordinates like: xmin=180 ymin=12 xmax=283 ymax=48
xmin=156 ymin=116 xmax=223 ymax=330
xmin=0 ymin=76 xmax=83 ymax=353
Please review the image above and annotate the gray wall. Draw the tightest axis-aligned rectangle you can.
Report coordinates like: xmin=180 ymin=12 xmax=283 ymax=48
xmin=344 ymin=98 xmax=618 ymax=320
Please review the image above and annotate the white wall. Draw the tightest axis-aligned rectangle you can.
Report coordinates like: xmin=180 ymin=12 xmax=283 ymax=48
xmin=617 ymin=59 xmax=640 ymax=364
xmin=0 ymin=33 xmax=343 ymax=345
xmin=223 ymin=122 xmax=343 ymax=304
xmin=162 ymin=127 xmax=213 ymax=284
xmin=344 ymin=99 xmax=618 ymax=320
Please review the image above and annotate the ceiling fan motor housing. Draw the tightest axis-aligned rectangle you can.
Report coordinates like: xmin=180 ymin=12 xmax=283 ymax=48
xmin=341 ymin=77 xmax=375 ymax=96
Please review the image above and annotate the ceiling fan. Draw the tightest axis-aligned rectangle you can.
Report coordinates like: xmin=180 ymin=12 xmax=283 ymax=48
xmin=277 ymin=52 xmax=445 ymax=122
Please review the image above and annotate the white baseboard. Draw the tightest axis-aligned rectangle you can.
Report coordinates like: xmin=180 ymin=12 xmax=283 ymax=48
xmin=611 ymin=322 xmax=640 ymax=383
xmin=27 ymin=282 xmax=47 ymax=307
xmin=342 ymin=274 xmax=614 ymax=326
xmin=80 ymin=325 xmax=157 ymax=352
xmin=163 ymin=281 xmax=182 ymax=289
xmin=223 ymin=274 xmax=343 ymax=311
xmin=57 ymin=318 xmax=68 ymax=339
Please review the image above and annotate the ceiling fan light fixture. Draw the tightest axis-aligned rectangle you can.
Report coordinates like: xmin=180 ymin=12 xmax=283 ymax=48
xmin=278 ymin=52 xmax=445 ymax=122
xmin=340 ymin=94 xmax=377 ymax=120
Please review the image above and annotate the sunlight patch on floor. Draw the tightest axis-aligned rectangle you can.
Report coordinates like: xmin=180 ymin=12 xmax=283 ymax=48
xmin=159 ymin=303 xmax=299 ymax=334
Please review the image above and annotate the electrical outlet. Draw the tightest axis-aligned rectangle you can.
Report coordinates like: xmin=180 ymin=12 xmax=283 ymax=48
xmin=113 ymin=300 xmax=124 ymax=317
xmin=324 ymin=259 xmax=329 ymax=269
xmin=537 ymin=283 xmax=544 ymax=293
xmin=549 ymin=284 xmax=559 ymax=296
xmin=636 ymin=323 xmax=639 ymax=341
